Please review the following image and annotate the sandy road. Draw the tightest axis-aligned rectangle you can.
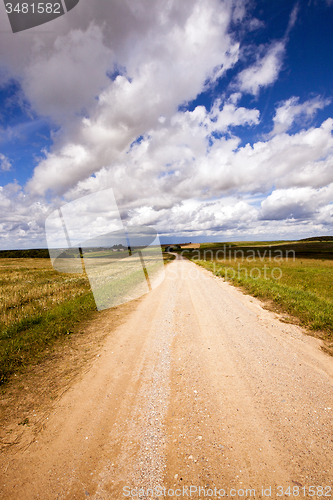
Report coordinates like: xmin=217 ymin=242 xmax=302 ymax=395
xmin=1 ymin=255 xmax=333 ymax=499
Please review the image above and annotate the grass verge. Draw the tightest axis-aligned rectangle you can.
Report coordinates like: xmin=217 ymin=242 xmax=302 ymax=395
xmin=0 ymin=291 xmax=96 ymax=385
xmin=189 ymin=257 xmax=333 ymax=344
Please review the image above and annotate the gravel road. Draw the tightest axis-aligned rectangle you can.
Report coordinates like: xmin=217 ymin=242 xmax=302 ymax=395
xmin=1 ymin=255 xmax=333 ymax=499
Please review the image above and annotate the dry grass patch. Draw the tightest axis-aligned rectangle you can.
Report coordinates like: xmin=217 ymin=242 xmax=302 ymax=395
xmin=0 ymin=258 xmax=95 ymax=385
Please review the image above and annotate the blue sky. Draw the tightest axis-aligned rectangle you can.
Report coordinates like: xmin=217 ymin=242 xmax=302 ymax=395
xmin=0 ymin=80 xmax=53 ymax=186
xmin=0 ymin=0 xmax=333 ymax=248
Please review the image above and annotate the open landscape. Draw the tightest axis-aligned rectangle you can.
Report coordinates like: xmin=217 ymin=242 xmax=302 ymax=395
xmin=2 ymin=1 xmax=333 ymax=497
xmin=0 ymin=256 xmax=94 ymax=386
xmin=0 ymin=239 xmax=333 ymax=499
xmin=2 ymin=239 xmax=333 ymax=390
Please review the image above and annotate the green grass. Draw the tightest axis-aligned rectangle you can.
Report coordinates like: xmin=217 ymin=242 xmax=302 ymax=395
xmin=199 ymin=240 xmax=296 ymax=248
xmin=190 ymin=255 xmax=333 ymax=341
xmin=187 ymin=240 xmax=333 ymax=260
xmin=0 ymin=292 xmax=96 ymax=385
xmin=88 ymin=255 xmax=165 ymax=309
xmin=0 ymin=258 xmax=96 ymax=385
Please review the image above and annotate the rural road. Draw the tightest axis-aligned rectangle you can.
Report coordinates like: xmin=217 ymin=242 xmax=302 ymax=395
xmin=1 ymin=255 xmax=333 ymax=499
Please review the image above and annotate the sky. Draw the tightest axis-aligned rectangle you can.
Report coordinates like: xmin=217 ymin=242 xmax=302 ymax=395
xmin=0 ymin=0 xmax=333 ymax=249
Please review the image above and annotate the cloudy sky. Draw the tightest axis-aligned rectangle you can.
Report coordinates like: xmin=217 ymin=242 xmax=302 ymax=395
xmin=0 ymin=0 xmax=333 ymax=248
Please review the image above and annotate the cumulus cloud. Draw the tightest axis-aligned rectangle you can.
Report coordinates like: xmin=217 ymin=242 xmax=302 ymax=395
xmin=235 ymin=41 xmax=285 ymax=96
xmin=60 ymin=113 xmax=333 ymax=222
xmin=269 ymin=96 xmax=331 ymax=136
xmin=129 ymin=198 xmax=258 ymax=237
xmin=1 ymin=0 xmax=333 ymax=247
xmin=23 ymin=24 xmax=114 ymax=123
xmin=260 ymin=185 xmax=333 ymax=221
xmin=26 ymin=0 xmax=241 ymax=195
xmin=0 ymin=184 xmax=49 ymax=249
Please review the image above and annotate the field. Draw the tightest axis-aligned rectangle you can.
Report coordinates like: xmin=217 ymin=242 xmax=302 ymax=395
xmin=0 ymin=258 xmax=95 ymax=385
xmin=1 ymin=239 xmax=332 ymax=387
xmin=0 ymin=253 xmax=175 ymax=385
xmin=184 ymin=240 xmax=333 ymax=346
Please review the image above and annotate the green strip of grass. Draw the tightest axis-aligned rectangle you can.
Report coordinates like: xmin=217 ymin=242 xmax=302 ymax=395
xmin=192 ymin=259 xmax=333 ymax=341
xmin=0 ymin=291 xmax=96 ymax=385
xmin=199 ymin=240 xmax=295 ymax=249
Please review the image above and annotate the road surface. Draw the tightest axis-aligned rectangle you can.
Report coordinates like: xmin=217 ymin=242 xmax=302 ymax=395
xmin=1 ymin=255 xmax=333 ymax=499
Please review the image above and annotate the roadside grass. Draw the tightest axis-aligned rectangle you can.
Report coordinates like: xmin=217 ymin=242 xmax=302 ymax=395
xmin=0 ymin=252 xmax=175 ymax=385
xmin=189 ymin=256 xmax=333 ymax=342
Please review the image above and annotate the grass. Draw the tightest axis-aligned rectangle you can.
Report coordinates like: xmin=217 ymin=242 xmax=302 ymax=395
xmin=0 ymin=258 xmax=95 ymax=385
xmin=0 ymin=252 xmax=175 ymax=385
xmin=196 ymin=240 xmax=333 ymax=259
xmin=199 ymin=241 xmax=295 ymax=248
xmin=188 ymin=250 xmax=333 ymax=342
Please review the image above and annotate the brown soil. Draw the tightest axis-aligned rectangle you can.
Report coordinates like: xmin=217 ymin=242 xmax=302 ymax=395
xmin=0 ymin=299 xmax=142 ymax=458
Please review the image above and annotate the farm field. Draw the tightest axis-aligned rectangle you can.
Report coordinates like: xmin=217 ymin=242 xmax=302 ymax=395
xmin=0 ymin=258 xmax=95 ymax=385
xmin=0 ymin=252 xmax=174 ymax=386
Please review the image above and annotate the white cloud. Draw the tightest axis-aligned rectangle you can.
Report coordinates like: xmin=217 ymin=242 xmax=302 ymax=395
xmin=4 ymin=0 xmax=240 ymax=130
xmin=208 ymin=96 xmax=260 ymax=132
xmin=23 ymin=24 xmax=114 ymax=123
xmin=0 ymin=154 xmax=11 ymax=171
xmin=129 ymin=198 xmax=258 ymax=236
xmin=260 ymin=185 xmax=333 ymax=221
xmin=26 ymin=0 xmax=241 ymax=195
xmin=235 ymin=4 xmax=299 ymax=97
xmin=0 ymin=184 xmax=49 ymax=249
xmin=1 ymin=0 xmax=333 ymax=247
xmin=286 ymin=4 xmax=299 ymax=36
xmin=269 ymin=96 xmax=331 ymax=136
xmin=58 ymin=112 xmax=333 ymax=234
xmin=28 ymin=143 xmax=93 ymax=196
xmin=235 ymin=41 xmax=285 ymax=96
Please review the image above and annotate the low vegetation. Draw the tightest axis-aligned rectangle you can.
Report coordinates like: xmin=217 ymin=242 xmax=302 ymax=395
xmin=0 ymin=258 xmax=95 ymax=385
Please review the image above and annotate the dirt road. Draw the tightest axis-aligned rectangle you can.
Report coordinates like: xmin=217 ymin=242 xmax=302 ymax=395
xmin=1 ymin=255 xmax=333 ymax=499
